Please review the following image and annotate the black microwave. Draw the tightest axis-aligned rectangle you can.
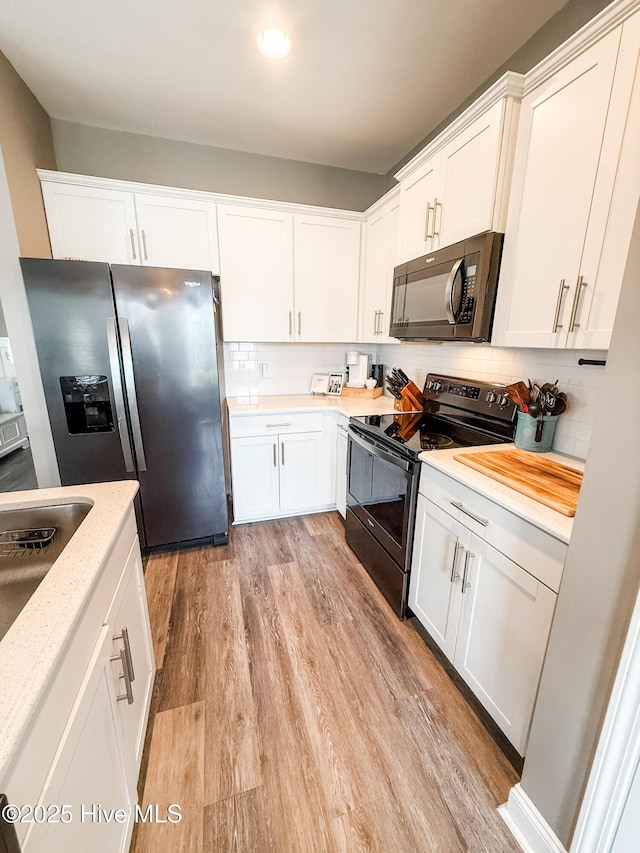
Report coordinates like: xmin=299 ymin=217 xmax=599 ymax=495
xmin=389 ymin=231 xmax=504 ymax=342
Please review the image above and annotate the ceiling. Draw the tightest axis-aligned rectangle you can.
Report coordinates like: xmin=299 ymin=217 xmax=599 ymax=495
xmin=0 ymin=0 xmax=571 ymax=174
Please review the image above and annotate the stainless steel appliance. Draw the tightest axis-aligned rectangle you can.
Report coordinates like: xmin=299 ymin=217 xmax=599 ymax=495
xmin=21 ymin=259 xmax=228 ymax=550
xmin=346 ymin=373 xmax=516 ymax=617
xmin=389 ymin=231 xmax=504 ymax=341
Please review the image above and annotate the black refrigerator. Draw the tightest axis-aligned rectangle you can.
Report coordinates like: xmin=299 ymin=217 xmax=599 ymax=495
xmin=20 ymin=259 xmax=229 ymax=550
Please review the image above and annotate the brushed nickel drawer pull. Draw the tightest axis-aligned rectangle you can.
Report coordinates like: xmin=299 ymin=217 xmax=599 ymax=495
xmin=266 ymin=423 xmax=291 ymax=428
xmin=111 ymin=648 xmax=134 ymax=704
xmin=451 ymin=501 xmax=488 ymax=527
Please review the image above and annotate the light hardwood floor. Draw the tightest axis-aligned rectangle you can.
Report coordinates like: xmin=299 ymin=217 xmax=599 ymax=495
xmin=132 ymin=513 xmax=519 ymax=852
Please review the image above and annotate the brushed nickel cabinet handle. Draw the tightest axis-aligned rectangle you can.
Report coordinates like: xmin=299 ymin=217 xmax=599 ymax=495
xmin=111 ymin=647 xmax=134 ymax=704
xmin=129 ymin=228 xmax=137 ymax=260
xmin=289 ymin=311 xmax=292 ymax=337
xmin=377 ymin=311 xmax=384 ymax=336
xmin=569 ymin=275 xmax=588 ymax=332
xmin=552 ymin=279 xmax=570 ymax=333
xmin=298 ymin=311 xmax=302 ymax=337
xmin=273 ymin=443 xmax=277 ymax=467
xmin=266 ymin=422 xmax=291 ymax=428
xmin=281 ymin=441 xmax=285 ymax=466
xmin=373 ymin=310 xmax=379 ymax=335
xmin=141 ymin=229 xmax=149 ymax=261
xmin=433 ymin=198 xmax=442 ymax=236
xmin=450 ymin=500 xmax=488 ymax=527
xmin=450 ymin=539 xmax=462 ymax=582
xmin=113 ymin=626 xmax=135 ymax=683
xmin=461 ymin=551 xmax=474 ymax=594
xmin=424 ymin=202 xmax=433 ymax=241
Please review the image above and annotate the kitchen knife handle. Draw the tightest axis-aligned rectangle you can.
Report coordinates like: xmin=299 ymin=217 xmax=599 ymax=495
xmin=106 ymin=317 xmax=135 ymax=473
xmin=119 ymin=317 xmax=147 ymax=472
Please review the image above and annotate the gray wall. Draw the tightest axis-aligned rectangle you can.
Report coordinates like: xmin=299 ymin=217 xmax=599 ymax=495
xmin=52 ymin=121 xmax=386 ymax=212
xmin=385 ymin=0 xmax=613 ymax=186
xmin=519 ymin=204 xmax=640 ymax=845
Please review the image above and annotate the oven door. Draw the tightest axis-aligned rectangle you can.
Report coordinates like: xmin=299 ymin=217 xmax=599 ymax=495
xmin=346 ymin=426 xmax=419 ymax=569
xmin=390 ymin=255 xmax=465 ymax=339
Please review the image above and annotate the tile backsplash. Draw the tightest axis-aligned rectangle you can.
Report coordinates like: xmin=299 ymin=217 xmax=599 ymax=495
xmin=223 ymin=341 xmax=607 ymax=459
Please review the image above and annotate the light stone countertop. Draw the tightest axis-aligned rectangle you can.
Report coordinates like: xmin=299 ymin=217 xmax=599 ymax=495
xmin=0 ymin=480 xmax=139 ymax=778
xmin=419 ymin=444 xmax=585 ymax=544
xmin=227 ymin=392 xmax=399 ymax=418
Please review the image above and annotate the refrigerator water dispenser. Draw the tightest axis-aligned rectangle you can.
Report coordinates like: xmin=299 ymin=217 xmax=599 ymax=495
xmin=60 ymin=375 xmax=114 ymax=434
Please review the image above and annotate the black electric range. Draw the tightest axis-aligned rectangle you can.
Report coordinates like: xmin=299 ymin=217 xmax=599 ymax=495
xmin=345 ymin=373 xmax=517 ymax=618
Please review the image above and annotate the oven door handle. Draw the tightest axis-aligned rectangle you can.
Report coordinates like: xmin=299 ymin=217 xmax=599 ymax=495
xmin=444 ymin=257 xmax=464 ymax=324
xmin=349 ymin=428 xmax=412 ymax=472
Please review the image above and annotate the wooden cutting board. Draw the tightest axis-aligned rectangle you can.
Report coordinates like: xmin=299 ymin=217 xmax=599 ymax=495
xmin=453 ymin=448 xmax=583 ymax=516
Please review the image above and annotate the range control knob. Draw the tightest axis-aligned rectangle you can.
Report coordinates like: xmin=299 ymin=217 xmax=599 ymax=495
xmin=486 ymin=390 xmax=497 ymax=403
xmin=498 ymin=393 xmax=509 ymax=407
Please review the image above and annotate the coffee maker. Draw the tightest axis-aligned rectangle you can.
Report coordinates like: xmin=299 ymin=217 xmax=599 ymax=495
xmin=345 ymin=351 xmax=371 ymax=388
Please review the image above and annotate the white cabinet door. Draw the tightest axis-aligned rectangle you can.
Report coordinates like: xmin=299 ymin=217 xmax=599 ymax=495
xmin=335 ymin=423 xmax=348 ymax=519
xmin=22 ymin=627 xmax=134 ymax=853
xmin=397 ymin=155 xmax=440 ymax=262
xmin=359 ymin=193 xmax=400 ymax=343
xmin=493 ymin=28 xmax=623 ymax=348
xmin=41 ymin=181 xmax=140 ymax=264
xmin=133 ymin=194 xmax=219 ymax=273
xmin=278 ymin=431 xmax=324 ymax=514
xmin=453 ymin=536 xmax=557 ymax=754
xmin=218 ymin=205 xmax=294 ymax=342
xmin=294 ymin=214 xmax=361 ymax=342
xmin=105 ymin=537 xmax=155 ymax=788
xmin=231 ymin=435 xmax=280 ymax=522
xmin=436 ymin=100 xmax=504 ymax=249
xmin=408 ymin=496 xmax=470 ymax=662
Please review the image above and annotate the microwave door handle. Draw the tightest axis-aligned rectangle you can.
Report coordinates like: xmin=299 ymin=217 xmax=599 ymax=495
xmin=444 ymin=258 xmax=464 ymax=324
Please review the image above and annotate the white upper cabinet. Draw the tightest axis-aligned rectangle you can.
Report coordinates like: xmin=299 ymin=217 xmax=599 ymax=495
xmin=396 ymin=82 xmax=521 ymax=263
xmin=41 ymin=182 xmax=139 ymax=265
xmin=40 ymin=177 xmax=220 ymax=273
xmin=294 ymin=214 xmax=361 ymax=342
xmin=359 ymin=189 xmax=400 ymax=343
xmin=133 ymin=193 xmax=219 ymax=272
xmin=218 ymin=204 xmax=294 ymax=342
xmin=493 ymin=12 xmax=640 ymax=349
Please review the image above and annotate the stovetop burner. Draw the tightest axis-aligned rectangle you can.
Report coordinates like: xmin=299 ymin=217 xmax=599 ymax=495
xmin=420 ymin=432 xmax=454 ymax=451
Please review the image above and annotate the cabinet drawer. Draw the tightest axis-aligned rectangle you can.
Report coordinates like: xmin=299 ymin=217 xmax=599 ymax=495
xmin=229 ymin=412 xmax=324 ymax=438
xmin=0 ymin=420 xmax=20 ymax=444
xmin=419 ymin=464 xmax=566 ymax=592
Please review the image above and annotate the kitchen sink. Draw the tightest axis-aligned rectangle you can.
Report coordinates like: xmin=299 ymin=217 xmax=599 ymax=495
xmin=0 ymin=502 xmax=92 ymax=641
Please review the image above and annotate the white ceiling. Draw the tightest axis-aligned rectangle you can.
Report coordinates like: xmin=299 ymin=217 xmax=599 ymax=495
xmin=0 ymin=0 xmax=571 ymax=174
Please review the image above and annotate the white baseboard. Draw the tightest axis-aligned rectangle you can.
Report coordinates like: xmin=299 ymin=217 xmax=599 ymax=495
xmin=499 ymin=784 xmax=567 ymax=853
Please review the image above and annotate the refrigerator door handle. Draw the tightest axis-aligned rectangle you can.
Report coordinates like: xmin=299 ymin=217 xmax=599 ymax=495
xmin=118 ymin=317 xmax=148 ymax=472
xmin=106 ymin=317 xmax=135 ymax=473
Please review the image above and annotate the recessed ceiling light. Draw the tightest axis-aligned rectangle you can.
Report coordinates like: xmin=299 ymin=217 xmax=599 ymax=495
xmin=257 ymin=28 xmax=292 ymax=59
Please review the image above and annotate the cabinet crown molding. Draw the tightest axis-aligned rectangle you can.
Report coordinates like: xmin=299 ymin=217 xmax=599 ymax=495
xmin=362 ymin=184 xmax=400 ymax=218
xmin=523 ymin=0 xmax=640 ymax=95
xmin=36 ymin=169 xmax=366 ymax=222
xmin=394 ymin=71 xmax=525 ymax=182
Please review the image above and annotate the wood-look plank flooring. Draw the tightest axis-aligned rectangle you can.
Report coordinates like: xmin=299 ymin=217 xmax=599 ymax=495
xmin=132 ymin=513 xmax=519 ymax=852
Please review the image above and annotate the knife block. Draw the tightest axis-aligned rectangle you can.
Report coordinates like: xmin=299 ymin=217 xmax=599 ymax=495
xmin=394 ymin=381 xmax=425 ymax=412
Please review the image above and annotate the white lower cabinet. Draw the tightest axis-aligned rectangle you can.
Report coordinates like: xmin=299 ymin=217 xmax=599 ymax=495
xmin=5 ymin=511 xmax=155 ymax=853
xmin=409 ymin=472 xmax=562 ymax=755
xmin=335 ymin=415 xmax=349 ymax=518
xmin=229 ymin=413 xmax=331 ymax=522
xmin=22 ymin=628 xmax=135 ymax=853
